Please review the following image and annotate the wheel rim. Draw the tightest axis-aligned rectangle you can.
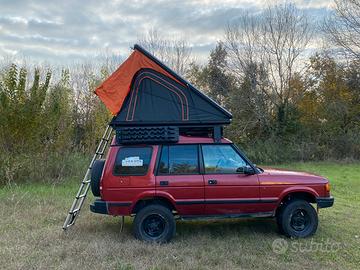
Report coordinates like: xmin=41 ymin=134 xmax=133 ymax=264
xmin=142 ymin=214 xmax=166 ymax=238
xmin=290 ymin=209 xmax=310 ymax=231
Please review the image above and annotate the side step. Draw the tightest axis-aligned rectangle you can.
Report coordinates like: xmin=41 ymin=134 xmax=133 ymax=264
xmin=62 ymin=125 xmax=113 ymax=230
xmin=178 ymin=211 xmax=274 ymax=221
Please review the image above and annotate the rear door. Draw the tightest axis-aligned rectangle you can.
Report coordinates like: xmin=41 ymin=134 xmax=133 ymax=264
xmin=156 ymin=144 xmax=205 ymax=215
xmin=201 ymin=144 xmax=260 ymax=215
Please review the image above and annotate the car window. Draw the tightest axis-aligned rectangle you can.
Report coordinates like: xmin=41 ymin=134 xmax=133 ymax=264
xmin=159 ymin=145 xmax=199 ymax=174
xmin=113 ymin=147 xmax=152 ymax=176
xmin=202 ymin=144 xmax=247 ymax=174
xmin=158 ymin=146 xmax=169 ymax=174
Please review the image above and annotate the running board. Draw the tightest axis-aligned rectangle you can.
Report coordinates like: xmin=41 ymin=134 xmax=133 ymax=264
xmin=178 ymin=211 xmax=274 ymax=221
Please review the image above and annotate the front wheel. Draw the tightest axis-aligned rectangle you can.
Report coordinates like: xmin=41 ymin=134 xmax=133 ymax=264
xmin=279 ymin=199 xmax=318 ymax=238
xmin=133 ymin=204 xmax=176 ymax=243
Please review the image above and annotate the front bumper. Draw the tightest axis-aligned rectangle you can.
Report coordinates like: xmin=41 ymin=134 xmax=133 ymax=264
xmin=90 ymin=199 xmax=108 ymax=215
xmin=316 ymin=196 xmax=334 ymax=208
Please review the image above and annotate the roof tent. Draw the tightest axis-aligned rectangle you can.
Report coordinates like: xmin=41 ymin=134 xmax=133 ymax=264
xmin=95 ymin=44 xmax=232 ymax=143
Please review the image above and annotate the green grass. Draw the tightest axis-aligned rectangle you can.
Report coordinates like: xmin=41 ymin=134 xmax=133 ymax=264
xmin=0 ymin=162 xmax=359 ymax=269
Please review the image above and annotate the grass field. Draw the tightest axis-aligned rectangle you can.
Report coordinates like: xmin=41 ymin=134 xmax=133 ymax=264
xmin=0 ymin=162 xmax=359 ymax=270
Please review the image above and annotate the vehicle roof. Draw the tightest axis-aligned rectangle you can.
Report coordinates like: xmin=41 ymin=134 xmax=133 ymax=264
xmin=177 ymin=135 xmax=232 ymax=144
xmin=111 ymin=135 xmax=232 ymax=145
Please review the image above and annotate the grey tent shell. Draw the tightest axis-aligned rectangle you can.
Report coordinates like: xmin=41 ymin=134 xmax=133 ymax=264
xmin=110 ymin=45 xmax=232 ymax=129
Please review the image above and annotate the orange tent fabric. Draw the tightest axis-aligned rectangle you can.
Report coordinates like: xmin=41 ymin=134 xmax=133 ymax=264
xmin=95 ymin=49 xmax=180 ymax=115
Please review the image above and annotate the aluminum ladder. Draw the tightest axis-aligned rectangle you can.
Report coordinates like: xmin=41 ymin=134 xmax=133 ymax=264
xmin=62 ymin=125 xmax=113 ymax=230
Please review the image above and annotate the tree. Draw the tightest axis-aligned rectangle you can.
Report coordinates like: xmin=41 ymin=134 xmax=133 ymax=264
xmin=138 ymin=30 xmax=192 ymax=76
xmin=187 ymin=42 xmax=270 ymax=143
xmin=0 ymin=64 xmax=51 ymax=152
xmin=324 ymin=0 xmax=360 ymax=60
xmin=297 ymin=53 xmax=360 ymax=158
xmin=225 ymin=3 xmax=312 ymax=136
xmin=70 ymin=62 xmax=111 ymax=152
xmin=187 ymin=42 xmax=235 ymax=106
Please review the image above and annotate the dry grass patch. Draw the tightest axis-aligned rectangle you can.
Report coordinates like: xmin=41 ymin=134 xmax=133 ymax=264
xmin=0 ymin=162 xmax=359 ymax=269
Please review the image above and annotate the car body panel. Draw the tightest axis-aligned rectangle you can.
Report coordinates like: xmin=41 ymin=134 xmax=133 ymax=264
xmin=95 ymin=136 xmax=332 ymax=217
xmin=100 ymin=143 xmax=159 ymax=215
xmin=203 ymin=174 xmax=261 ymax=214
xmin=156 ymin=175 xmax=205 ymax=215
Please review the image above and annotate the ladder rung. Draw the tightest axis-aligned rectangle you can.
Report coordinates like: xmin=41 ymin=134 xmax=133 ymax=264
xmin=96 ymin=152 xmax=104 ymax=155
xmin=82 ymin=180 xmax=90 ymax=184
xmin=76 ymin=194 xmax=86 ymax=199
xmin=69 ymin=208 xmax=80 ymax=214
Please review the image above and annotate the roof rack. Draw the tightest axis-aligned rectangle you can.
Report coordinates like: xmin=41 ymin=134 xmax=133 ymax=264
xmin=115 ymin=125 xmax=223 ymax=145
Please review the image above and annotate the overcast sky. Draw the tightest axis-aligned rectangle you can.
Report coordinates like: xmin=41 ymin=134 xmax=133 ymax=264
xmin=0 ymin=0 xmax=334 ymax=65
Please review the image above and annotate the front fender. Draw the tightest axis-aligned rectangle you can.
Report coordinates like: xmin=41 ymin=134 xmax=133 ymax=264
xmin=278 ymin=186 xmax=320 ymax=206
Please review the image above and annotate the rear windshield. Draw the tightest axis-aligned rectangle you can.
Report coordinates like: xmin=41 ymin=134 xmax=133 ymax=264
xmin=113 ymin=147 xmax=152 ymax=176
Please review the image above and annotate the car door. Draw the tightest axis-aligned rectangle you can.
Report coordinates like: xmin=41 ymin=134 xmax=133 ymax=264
xmin=156 ymin=144 xmax=205 ymax=215
xmin=201 ymin=144 xmax=260 ymax=215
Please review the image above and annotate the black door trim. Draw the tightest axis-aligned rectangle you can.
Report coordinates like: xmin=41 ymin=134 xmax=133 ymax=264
xmin=175 ymin=199 xmax=277 ymax=205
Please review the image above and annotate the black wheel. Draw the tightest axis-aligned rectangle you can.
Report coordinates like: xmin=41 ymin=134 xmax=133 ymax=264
xmin=276 ymin=204 xmax=285 ymax=234
xmin=90 ymin=159 xmax=105 ymax=197
xmin=133 ymin=204 xmax=175 ymax=243
xmin=280 ymin=199 xmax=318 ymax=238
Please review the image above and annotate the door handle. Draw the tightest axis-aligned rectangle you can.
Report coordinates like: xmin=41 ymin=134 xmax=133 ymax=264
xmin=208 ymin=179 xmax=217 ymax=185
xmin=160 ymin=180 xmax=169 ymax=186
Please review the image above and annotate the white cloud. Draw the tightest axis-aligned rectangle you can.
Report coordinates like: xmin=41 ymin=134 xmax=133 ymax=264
xmin=0 ymin=0 xmax=333 ymax=65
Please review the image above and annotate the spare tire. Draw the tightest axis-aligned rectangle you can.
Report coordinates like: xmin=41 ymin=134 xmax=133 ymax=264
xmin=91 ymin=159 xmax=105 ymax=197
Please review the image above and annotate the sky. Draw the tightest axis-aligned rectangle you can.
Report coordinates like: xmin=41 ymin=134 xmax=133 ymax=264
xmin=0 ymin=0 xmax=335 ymax=66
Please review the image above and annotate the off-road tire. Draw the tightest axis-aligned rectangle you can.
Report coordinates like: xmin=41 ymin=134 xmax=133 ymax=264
xmin=280 ymin=199 xmax=318 ymax=238
xmin=276 ymin=204 xmax=285 ymax=234
xmin=133 ymin=204 xmax=176 ymax=243
xmin=90 ymin=159 xmax=105 ymax=197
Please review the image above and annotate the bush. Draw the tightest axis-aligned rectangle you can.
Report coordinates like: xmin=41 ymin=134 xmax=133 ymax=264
xmin=0 ymin=151 xmax=89 ymax=186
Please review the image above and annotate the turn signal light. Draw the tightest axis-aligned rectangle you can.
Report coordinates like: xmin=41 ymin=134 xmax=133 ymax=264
xmin=325 ymin=183 xmax=331 ymax=192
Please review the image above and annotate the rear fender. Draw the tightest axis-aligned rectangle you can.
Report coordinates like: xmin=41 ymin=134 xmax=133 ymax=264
xmin=130 ymin=191 xmax=177 ymax=212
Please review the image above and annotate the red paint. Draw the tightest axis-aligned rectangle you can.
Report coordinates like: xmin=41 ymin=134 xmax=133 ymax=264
xmin=99 ymin=136 xmax=331 ymax=217
xmin=204 ymin=174 xmax=260 ymax=214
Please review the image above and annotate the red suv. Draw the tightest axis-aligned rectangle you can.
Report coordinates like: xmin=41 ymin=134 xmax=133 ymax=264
xmin=90 ymin=135 xmax=334 ymax=243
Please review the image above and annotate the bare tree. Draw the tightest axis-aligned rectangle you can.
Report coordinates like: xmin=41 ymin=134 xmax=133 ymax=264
xmin=225 ymin=3 xmax=312 ymax=132
xmin=138 ymin=30 xmax=192 ymax=76
xmin=324 ymin=0 xmax=360 ymax=60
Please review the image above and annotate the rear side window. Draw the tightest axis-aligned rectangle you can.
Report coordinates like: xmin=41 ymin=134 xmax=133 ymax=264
xmin=113 ymin=147 xmax=152 ymax=176
xmin=158 ymin=145 xmax=199 ymax=175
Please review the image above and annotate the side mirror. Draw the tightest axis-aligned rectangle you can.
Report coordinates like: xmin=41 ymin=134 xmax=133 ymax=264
xmin=236 ymin=166 xmax=255 ymax=175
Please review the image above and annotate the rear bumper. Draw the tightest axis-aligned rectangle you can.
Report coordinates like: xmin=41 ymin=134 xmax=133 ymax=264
xmin=316 ymin=196 xmax=334 ymax=208
xmin=90 ymin=199 xmax=108 ymax=215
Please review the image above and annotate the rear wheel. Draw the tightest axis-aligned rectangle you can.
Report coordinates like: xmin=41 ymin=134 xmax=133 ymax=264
xmin=276 ymin=205 xmax=285 ymax=234
xmin=279 ymin=199 xmax=318 ymax=238
xmin=133 ymin=204 xmax=175 ymax=243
